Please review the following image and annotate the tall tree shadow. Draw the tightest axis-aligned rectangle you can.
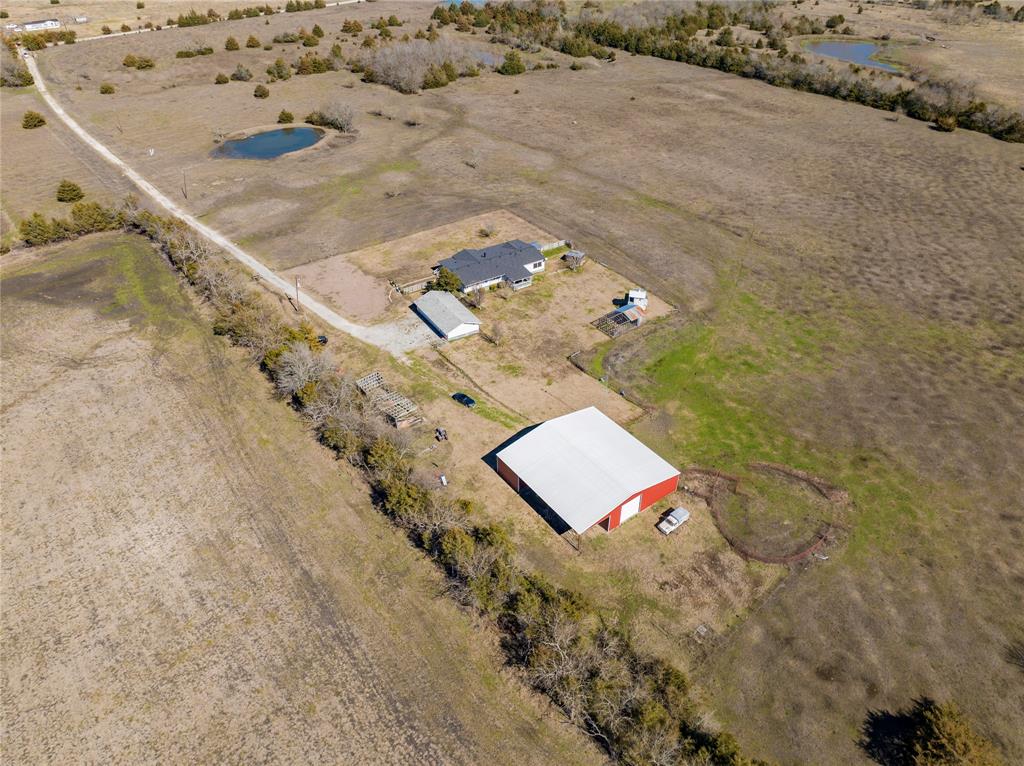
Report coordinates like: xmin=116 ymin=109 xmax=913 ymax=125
xmin=1006 ymin=640 xmax=1024 ymax=675
xmin=858 ymin=698 xmax=933 ymax=766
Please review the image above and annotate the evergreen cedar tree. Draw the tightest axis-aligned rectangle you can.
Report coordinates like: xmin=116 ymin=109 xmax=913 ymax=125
xmin=22 ymin=111 xmax=46 ymax=129
xmin=427 ymin=267 xmax=463 ymax=293
xmin=56 ymin=180 xmax=84 ymax=203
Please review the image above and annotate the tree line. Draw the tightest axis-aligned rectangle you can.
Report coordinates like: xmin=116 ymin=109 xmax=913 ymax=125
xmin=428 ymin=1 xmax=1022 ymax=143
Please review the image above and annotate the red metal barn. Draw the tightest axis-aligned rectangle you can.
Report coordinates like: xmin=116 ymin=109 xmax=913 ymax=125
xmin=495 ymin=407 xmax=680 ymax=535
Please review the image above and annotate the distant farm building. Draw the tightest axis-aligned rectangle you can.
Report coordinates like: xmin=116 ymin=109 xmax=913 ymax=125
xmin=435 ymin=239 xmax=545 ymax=293
xmin=495 ymin=407 xmax=680 ymax=535
xmin=22 ymin=18 xmax=61 ymax=31
xmin=412 ymin=290 xmax=481 ymax=341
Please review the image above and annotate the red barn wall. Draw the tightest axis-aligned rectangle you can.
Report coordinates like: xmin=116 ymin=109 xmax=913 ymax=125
xmin=603 ymin=474 xmax=680 ymax=531
xmin=496 ymin=457 xmax=519 ymax=491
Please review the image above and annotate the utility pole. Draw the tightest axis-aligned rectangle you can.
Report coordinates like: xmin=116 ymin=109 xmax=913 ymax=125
xmin=294 ymin=276 xmax=301 ymax=312
xmin=181 ymin=169 xmax=188 ymax=199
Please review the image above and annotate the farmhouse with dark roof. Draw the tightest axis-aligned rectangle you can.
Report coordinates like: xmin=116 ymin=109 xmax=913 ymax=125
xmin=434 ymin=239 xmax=546 ymax=293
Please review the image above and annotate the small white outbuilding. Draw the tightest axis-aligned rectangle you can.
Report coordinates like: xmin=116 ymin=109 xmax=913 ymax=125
xmin=412 ymin=290 xmax=481 ymax=341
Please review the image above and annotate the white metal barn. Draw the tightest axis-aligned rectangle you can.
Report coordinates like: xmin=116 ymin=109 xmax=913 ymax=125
xmin=496 ymin=407 xmax=680 ymax=534
xmin=412 ymin=291 xmax=481 ymax=341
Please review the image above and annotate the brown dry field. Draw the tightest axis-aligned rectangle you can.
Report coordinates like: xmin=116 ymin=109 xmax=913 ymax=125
xmin=4 ymin=1 xmax=1024 ymax=763
xmin=0 ymin=232 xmax=598 ymax=765
xmin=0 ymin=83 xmax=131 ymax=240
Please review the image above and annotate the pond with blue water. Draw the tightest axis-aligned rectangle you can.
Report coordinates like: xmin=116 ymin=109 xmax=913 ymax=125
xmin=804 ymin=40 xmax=900 ymax=72
xmin=213 ymin=127 xmax=324 ymax=159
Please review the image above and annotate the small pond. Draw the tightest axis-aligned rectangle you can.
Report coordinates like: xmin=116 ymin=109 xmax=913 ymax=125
xmin=213 ymin=127 xmax=324 ymax=159
xmin=804 ymin=40 xmax=900 ymax=72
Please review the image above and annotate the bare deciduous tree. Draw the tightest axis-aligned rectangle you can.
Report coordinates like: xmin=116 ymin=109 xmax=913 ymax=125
xmin=362 ymin=38 xmax=474 ymax=93
xmin=273 ymin=343 xmax=335 ymax=398
xmin=303 ymin=373 xmax=358 ymax=427
xmin=489 ymin=322 xmax=505 ymax=345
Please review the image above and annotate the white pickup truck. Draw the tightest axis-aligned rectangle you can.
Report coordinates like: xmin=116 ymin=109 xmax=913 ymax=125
xmin=657 ymin=507 xmax=691 ymax=535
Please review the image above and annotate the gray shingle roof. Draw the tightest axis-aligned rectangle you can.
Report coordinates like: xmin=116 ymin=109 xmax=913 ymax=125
xmin=436 ymin=240 xmax=543 ymax=287
xmin=412 ymin=291 xmax=481 ymax=337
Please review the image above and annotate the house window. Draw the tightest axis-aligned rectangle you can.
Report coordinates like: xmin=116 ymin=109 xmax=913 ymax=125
xmin=533 ymin=261 xmax=543 ymax=269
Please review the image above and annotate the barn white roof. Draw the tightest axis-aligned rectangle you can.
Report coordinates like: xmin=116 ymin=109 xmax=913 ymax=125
xmin=496 ymin=406 xmax=679 ymax=533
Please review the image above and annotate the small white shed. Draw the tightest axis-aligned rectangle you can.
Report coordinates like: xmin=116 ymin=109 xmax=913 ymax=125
xmin=627 ymin=288 xmax=649 ymax=310
xmin=412 ymin=291 xmax=481 ymax=341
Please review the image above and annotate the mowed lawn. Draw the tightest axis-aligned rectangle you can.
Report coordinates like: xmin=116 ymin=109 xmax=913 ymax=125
xmin=0 ymin=233 xmax=596 ymax=765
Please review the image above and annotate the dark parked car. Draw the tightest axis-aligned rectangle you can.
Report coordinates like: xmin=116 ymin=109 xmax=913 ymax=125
xmin=452 ymin=392 xmax=476 ymax=408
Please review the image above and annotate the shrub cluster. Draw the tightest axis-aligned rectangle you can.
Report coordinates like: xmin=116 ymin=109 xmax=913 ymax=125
xmin=278 ymin=109 xmax=294 ymax=123
xmin=432 ymin=0 xmax=560 ymax=40
xmin=22 ymin=110 xmax=46 ymax=129
xmin=175 ymin=46 xmax=214 ymax=58
xmin=253 ymin=84 xmax=269 ymax=98
xmin=285 ymin=0 xmax=326 ymax=11
xmin=246 ymin=34 xmax=261 ymax=48
xmin=18 ymin=201 xmax=121 ymax=245
xmin=227 ymin=5 xmax=274 ymax=20
xmin=122 ymin=53 xmax=156 ymax=69
xmin=11 ymin=29 xmax=76 ymax=50
xmin=293 ymin=52 xmax=334 ymax=75
xmin=176 ymin=9 xmax=215 ymax=27
xmin=341 ymin=19 xmax=363 ymax=34
xmin=266 ymin=58 xmax=292 ymax=81
xmin=225 ymin=36 xmax=240 ymax=51
xmin=99 ymin=83 xmax=116 ymax=94
xmin=230 ymin=64 xmax=253 ymax=81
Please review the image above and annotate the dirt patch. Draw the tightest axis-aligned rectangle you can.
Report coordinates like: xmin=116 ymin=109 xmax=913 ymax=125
xmin=283 ymin=254 xmax=391 ymax=323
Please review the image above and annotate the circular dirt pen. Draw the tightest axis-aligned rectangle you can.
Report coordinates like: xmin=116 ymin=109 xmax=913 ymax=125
xmin=681 ymin=465 xmax=849 ymax=565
